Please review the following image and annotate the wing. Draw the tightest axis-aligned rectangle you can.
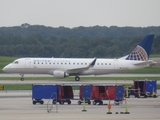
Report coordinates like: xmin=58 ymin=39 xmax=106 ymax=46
xmin=66 ymin=58 xmax=97 ymax=74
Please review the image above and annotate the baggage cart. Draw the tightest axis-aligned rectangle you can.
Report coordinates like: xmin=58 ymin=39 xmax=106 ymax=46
xmin=32 ymin=84 xmax=59 ymax=105
xmin=78 ymin=85 xmax=92 ymax=105
xmin=133 ymin=80 xmax=157 ymax=98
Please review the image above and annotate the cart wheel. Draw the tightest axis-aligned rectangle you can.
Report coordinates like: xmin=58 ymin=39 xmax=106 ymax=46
xmin=60 ymin=101 xmax=64 ymax=105
xmin=99 ymin=101 xmax=103 ymax=105
xmin=52 ymin=100 xmax=57 ymax=104
xmin=88 ymin=101 xmax=91 ymax=105
xmin=33 ymin=101 xmax=36 ymax=105
xmin=153 ymin=95 xmax=157 ymax=98
xmin=144 ymin=95 xmax=147 ymax=98
xmin=93 ymin=101 xmax=96 ymax=105
xmin=114 ymin=102 xmax=119 ymax=105
xmin=40 ymin=101 xmax=44 ymax=104
xmin=67 ymin=100 xmax=71 ymax=105
xmin=78 ymin=101 xmax=81 ymax=105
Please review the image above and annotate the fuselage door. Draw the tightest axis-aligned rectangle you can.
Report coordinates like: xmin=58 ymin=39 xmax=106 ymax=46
xmin=25 ymin=58 xmax=31 ymax=68
xmin=114 ymin=59 xmax=119 ymax=69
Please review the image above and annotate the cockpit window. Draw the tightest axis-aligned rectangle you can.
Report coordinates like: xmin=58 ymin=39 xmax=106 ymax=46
xmin=13 ymin=61 xmax=19 ymax=64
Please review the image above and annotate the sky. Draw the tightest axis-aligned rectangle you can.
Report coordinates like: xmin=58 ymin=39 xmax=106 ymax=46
xmin=0 ymin=0 xmax=160 ymax=28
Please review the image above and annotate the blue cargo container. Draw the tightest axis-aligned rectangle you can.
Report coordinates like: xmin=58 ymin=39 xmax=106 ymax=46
xmin=78 ymin=85 xmax=92 ymax=105
xmin=114 ymin=85 xmax=125 ymax=105
xmin=133 ymin=80 xmax=157 ymax=98
xmin=32 ymin=84 xmax=59 ymax=104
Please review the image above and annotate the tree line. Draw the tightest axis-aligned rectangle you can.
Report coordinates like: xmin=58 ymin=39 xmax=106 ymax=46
xmin=0 ymin=24 xmax=160 ymax=58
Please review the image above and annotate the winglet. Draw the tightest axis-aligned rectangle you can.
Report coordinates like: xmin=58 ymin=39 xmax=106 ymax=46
xmin=88 ymin=58 xmax=97 ymax=68
xmin=125 ymin=35 xmax=154 ymax=61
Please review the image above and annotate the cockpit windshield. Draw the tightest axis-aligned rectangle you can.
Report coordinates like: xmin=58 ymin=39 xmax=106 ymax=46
xmin=12 ymin=61 xmax=19 ymax=64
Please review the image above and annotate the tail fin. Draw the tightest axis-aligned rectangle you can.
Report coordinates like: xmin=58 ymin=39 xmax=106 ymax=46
xmin=125 ymin=35 xmax=154 ymax=61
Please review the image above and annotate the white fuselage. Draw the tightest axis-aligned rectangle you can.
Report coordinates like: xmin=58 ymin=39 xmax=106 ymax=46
xmin=3 ymin=58 xmax=149 ymax=76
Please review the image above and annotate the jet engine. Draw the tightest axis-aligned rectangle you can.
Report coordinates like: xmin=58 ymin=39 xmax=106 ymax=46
xmin=53 ymin=70 xmax=69 ymax=78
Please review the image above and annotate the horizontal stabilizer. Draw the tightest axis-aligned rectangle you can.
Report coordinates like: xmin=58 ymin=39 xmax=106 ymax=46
xmin=133 ymin=60 xmax=157 ymax=66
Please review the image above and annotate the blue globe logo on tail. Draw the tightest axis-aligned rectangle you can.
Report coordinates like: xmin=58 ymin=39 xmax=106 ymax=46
xmin=125 ymin=45 xmax=148 ymax=61
xmin=125 ymin=35 xmax=154 ymax=61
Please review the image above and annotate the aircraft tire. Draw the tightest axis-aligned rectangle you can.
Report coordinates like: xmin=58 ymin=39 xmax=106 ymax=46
xmin=75 ymin=76 xmax=80 ymax=81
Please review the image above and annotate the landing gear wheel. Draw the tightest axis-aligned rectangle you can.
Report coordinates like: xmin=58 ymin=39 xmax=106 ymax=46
xmin=75 ymin=76 xmax=80 ymax=81
xmin=20 ymin=74 xmax=24 ymax=81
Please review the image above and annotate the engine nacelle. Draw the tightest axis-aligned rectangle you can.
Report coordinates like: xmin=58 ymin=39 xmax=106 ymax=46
xmin=53 ymin=70 xmax=69 ymax=78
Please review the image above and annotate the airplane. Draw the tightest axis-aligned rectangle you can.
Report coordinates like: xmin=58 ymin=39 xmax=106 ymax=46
xmin=2 ymin=35 xmax=156 ymax=81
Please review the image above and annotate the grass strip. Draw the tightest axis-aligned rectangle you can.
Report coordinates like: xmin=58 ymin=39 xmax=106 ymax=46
xmin=1 ymin=84 xmax=160 ymax=90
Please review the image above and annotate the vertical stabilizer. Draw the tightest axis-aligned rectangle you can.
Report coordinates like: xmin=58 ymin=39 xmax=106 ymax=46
xmin=125 ymin=35 xmax=154 ymax=61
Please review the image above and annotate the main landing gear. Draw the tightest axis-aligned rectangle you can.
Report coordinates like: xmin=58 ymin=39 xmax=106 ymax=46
xmin=20 ymin=74 xmax=24 ymax=81
xmin=75 ymin=76 xmax=80 ymax=81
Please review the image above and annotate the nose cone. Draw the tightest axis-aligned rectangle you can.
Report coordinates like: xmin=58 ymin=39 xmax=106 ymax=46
xmin=2 ymin=66 xmax=8 ymax=72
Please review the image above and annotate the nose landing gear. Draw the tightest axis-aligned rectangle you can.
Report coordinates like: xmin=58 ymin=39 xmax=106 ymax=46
xmin=20 ymin=74 xmax=24 ymax=81
xmin=75 ymin=76 xmax=80 ymax=81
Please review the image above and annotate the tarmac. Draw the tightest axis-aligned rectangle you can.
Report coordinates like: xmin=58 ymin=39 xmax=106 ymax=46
xmin=0 ymin=76 xmax=160 ymax=120
xmin=0 ymin=90 xmax=160 ymax=120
